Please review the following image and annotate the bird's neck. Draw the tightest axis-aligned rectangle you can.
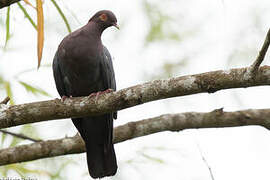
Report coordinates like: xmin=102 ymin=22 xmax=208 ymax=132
xmin=85 ymin=21 xmax=105 ymax=39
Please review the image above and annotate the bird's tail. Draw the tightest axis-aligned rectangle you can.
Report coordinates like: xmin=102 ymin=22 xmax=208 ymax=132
xmin=72 ymin=114 xmax=117 ymax=179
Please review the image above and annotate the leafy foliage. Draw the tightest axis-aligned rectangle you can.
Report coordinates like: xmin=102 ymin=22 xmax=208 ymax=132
xmin=3 ymin=0 xmax=71 ymax=68
xmin=50 ymin=0 xmax=72 ymax=33
xmin=0 ymin=123 xmax=72 ymax=179
xmin=19 ymin=81 xmax=50 ymax=97
xmin=3 ymin=81 xmax=14 ymax=105
xmin=143 ymin=1 xmax=180 ymax=44
xmin=5 ymin=6 xmax=10 ymax=48
xmin=17 ymin=2 xmax=37 ymax=29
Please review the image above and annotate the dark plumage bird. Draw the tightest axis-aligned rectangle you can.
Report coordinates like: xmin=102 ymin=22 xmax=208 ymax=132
xmin=52 ymin=10 xmax=118 ymax=179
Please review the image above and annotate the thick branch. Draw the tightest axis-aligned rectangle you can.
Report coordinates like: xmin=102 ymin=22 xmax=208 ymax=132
xmin=1 ymin=66 xmax=270 ymax=129
xmin=1 ymin=108 xmax=270 ymax=166
xmin=0 ymin=0 xmax=20 ymax=8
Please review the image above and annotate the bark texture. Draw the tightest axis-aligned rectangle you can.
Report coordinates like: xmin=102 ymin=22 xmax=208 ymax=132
xmin=1 ymin=65 xmax=270 ymax=129
xmin=0 ymin=108 xmax=270 ymax=165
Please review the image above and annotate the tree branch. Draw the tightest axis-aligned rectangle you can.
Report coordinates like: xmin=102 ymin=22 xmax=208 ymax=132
xmin=195 ymin=138 xmax=215 ymax=180
xmin=0 ymin=65 xmax=270 ymax=129
xmin=250 ymin=28 xmax=270 ymax=75
xmin=0 ymin=0 xmax=20 ymax=9
xmin=0 ymin=129 xmax=41 ymax=142
xmin=0 ymin=108 xmax=270 ymax=166
xmin=0 ymin=97 xmax=10 ymax=105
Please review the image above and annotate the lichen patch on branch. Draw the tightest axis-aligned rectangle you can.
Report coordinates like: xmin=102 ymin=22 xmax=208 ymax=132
xmin=223 ymin=69 xmax=231 ymax=75
xmin=180 ymin=76 xmax=196 ymax=89
xmin=0 ymin=104 xmax=9 ymax=120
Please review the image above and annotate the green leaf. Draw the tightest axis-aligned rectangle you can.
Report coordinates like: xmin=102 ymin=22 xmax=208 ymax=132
xmin=1 ymin=132 xmax=7 ymax=146
xmin=50 ymin=159 xmax=75 ymax=180
xmin=13 ymin=164 xmax=45 ymax=175
xmin=19 ymin=81 xmax=50 ymax=97
xmin=5 ymin=6 xmax=10 ymax=47
xmin=0 ymin=76 xmax=3 ymax=85
xmin=8 ymin=129 xmax=24 ymax=147
xmin=9 ymin=135 xmax=22 ymax=147
xmin=17 ymin=2 xmax=37 ymax=30
xmin=3 ymin=125 xmax=39 ymax=147
xmin=140 ymin=152 xmax=165 ymax=164
xmin=3 ymin=164 xmax=46 ymax=177
xmin=0 ymin=164 xmax=9 ymax=177
xmin=143 ymin=1 xmax=179 ymax=44
xmin=20 ymin=124 xmax=40 ymax=140
xmin=4 ymin=81 xmax=14 ymax=105
xmin=50 ymin=0 xmax=71 ymax=33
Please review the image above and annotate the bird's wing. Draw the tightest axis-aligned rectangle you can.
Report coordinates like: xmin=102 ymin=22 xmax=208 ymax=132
xmin=101 ymin=46 xmax=116 ymax=91
xmin=101 ymin=46 xmax=117 ymax=119
xmin=52 ymin=51 xmax=68 ymax=97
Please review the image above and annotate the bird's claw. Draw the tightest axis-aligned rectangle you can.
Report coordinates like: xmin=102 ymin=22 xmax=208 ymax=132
xmin=61 ymin=95 xmax=72 ymax=102
xmin=103 ymin=88 xmax=114 ymax=93
xmin=88 ymin=89 xmax=114 ymax=102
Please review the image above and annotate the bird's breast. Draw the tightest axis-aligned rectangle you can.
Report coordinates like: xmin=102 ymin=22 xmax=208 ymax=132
xmin=57 ymin=32 xmax=105 ymax=96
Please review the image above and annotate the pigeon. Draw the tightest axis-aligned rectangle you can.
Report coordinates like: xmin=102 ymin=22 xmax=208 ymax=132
xmin=52 ymin=10 xmax=118 ymax=179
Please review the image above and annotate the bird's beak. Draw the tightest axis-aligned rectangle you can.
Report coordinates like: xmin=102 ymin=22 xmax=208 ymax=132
xmin=113 ymin=23 xmax=120 ymax=30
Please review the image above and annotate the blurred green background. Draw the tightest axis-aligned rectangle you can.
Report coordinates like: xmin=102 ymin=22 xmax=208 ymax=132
xmin=1 ymin=0 xmax=270 ymax=179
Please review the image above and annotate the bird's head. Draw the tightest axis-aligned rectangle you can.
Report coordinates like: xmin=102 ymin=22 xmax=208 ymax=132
xmin=89 ymin=10 xmax=119 ymax=31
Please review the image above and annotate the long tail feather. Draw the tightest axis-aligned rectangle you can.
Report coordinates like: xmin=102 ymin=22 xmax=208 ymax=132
xmin=72 ymin=114 xmax=117 ymax=178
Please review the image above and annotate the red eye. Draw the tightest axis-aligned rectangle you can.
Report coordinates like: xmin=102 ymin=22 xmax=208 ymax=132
xmin=99 ymin=14 xmax=108 ymax=22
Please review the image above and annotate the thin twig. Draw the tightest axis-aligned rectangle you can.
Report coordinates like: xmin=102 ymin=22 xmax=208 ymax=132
xmin=0 ymin=129 xmax=41 ymax=142
xmin=250 ymin=28 xmax=270 ymax=74
xmin=194 ymin=134 xmax=215 ymax=180
xmin=0 ymin=97 xmax=10 ymax=104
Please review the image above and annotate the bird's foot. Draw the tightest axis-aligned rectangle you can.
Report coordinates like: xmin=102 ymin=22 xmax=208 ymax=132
xmin=88 ymin=89 xmax=114 ymax=102
xmin=89 ymin=89 xmax=113 ymax=97
xmin=61 ymin=95 xmax=72 ymax=102
xmin=100 ymin=88 xmax=114 ymax=95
